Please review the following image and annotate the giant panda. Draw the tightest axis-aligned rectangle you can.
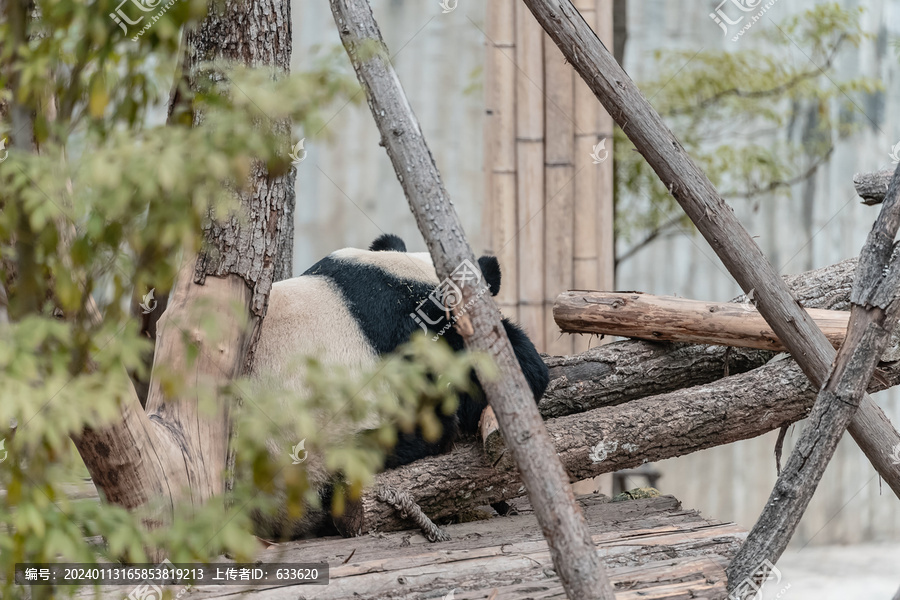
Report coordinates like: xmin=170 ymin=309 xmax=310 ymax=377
xmin=250 ymin=233 xmax=549 ymax=538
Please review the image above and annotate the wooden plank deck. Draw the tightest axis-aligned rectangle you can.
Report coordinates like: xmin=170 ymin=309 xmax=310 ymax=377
xmin=82 ymin=494 xmax=743 ymax=599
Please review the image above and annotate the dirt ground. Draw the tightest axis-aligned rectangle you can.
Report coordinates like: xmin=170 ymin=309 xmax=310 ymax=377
xmin=760 ymin=543 xmax=900 ymax=599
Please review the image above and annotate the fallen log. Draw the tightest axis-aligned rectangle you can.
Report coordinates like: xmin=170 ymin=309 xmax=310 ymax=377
xmin=854 ymin=169 xmax=893 ymax=205
xmin=554 ymin=291 xmax=850 ymax=351
xmin=359 ymin=352 xmax=900 ymax=534
xmin=540 ymin=255 xmax=900 ymax=418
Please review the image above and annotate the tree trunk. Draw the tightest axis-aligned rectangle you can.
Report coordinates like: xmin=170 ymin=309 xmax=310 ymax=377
xmin=72 ymin=0 xmax=293 ymax=552
xmin=521 ymin=0 xmax=900 ymax=500
xmin=330 ymin=1 xmax=616 ymax=597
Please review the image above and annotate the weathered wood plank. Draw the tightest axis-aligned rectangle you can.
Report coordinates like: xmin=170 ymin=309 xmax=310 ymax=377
xmin=99 ymin=495 xmax=741 ymax=600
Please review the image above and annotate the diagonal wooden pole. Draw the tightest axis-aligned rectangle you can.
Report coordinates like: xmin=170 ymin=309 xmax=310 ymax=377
xmin=727 ymin=162 xmax=900 ymax=588
xmin=520 ymin=0 xmax=900 ymax=500
xmin=329 ymin=1 xmax=615 ymax=598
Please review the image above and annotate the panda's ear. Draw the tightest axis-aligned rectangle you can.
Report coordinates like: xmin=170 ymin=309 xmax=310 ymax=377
xmin=369 ymin=234 xmax=407 ymax=252
xmin=478 ymin=256 xmax=501 ymax=296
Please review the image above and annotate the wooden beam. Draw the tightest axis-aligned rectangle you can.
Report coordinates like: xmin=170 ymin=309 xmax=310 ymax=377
xmin=554 ymin=291 xmax=851 ymax=352
xmin=520 ymin=0 xmax=900 ymax=501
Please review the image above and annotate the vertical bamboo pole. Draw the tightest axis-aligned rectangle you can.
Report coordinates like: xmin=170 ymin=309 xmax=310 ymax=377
xmin=596 ymin=0 xmax=615 ymax=296
xmin=543 ymin=35 xmax=575 ymax=356
xmin=515 ymin=2 xmax=546 ymax=349
xmin=484 ymin=0 xmax=519 ymax=322
xmin=571 ymin=0 xmax=601 ymax=355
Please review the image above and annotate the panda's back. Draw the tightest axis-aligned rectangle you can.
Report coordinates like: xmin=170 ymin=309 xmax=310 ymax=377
xmin=255 ymin=248 xmax=439 ymax=383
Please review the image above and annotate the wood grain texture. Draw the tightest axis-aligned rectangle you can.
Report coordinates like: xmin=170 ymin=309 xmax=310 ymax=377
xmin=522 ymin=0 xmax=900 ymax=501
xmin=85 ymin=495 xmax=743 ymax=600
xmin=330 ymin=0 xmax=615 ymax=596
xmin=554 ymin=291 xmax=851 ymax=351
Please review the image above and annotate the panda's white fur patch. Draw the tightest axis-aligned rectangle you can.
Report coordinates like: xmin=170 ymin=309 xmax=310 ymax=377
xmin=330 ymin=248 xmax=438 ymax=285
xmin=255 ymin=274 xmax=378 ymax=381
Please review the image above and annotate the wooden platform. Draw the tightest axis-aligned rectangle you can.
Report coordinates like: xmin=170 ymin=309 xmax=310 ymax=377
xmin=160 ymin=494 xmax=744 ymax=599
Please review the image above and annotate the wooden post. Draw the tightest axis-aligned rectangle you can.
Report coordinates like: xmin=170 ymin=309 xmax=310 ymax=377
xmin=543 ymin=31 xmax=575 ymax=356
xmin=520 ymin=0 xmax=900 ymax=502
xmin=331 ymin=1 xmax=617 ymax=596
xmin=515 ymin=1 xmax=546 ymax=349
xmin=483 ymin=0 xmax=519 ymax=323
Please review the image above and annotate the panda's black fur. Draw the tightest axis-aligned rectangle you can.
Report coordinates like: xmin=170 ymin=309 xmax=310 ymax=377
xmin=251 ymin=233 xmax=548 ymax=538
xmin=302 ymin=233 xmax=549 ymax=468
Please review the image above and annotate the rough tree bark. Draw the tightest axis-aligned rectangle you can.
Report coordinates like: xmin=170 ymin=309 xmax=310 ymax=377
xmin=329 ymin=0 xmax=615 ymax=597
xmin=554 ymin=291 xmax=852 ymax=351
xmin=521 ymin=0 xmax=900 ymax=499
xmin=72 ymin=0 xmax=294 ymax=551
xmin=358 ymin=348 xmax=900 ymax=533
xmin=854 ymin=169 xmax=893 ymax=205
xmin=727 ymin=163 xmax=900 ymax=590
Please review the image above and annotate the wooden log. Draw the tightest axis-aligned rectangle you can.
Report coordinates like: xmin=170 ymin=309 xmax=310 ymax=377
xmin=554 ymin=291 xmax=851 ymax=351
xmin=854 ymin=169 xmax=893 ymax=205
xmin=330 ymin=1 xmax=616 ymax=596
xmin=356 ymin=347 xmax=900 ymax=535
xmin=728 ymin=163 xmax=900 ymax=590
xmin=521 ymin=0 xmax=900 ymax=500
